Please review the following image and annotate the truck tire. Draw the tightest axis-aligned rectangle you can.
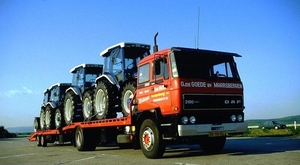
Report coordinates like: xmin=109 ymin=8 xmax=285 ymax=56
xmin=82 ymin=91 xmax=94 ymax=120
xmin=40 ymin=108 xmax=46 ymax=130
xmin=41 ymin=135 xmax=47 ymax=147
xmin=45 ymin=106 xmax=55 ymax=129
xmin=121 ymin=82 xmax=136 ymax=117
xmin=55 ymin=108 xmax=64 ymax=129
xmin=64 ymin=92 xmax=80 ymax=125
xmin=199 ymin=136 xmax=226 ymax=153
xmin=139 ymin=119 xmax=165 ymax=159
xmin=93 ymin=81 xmax=117 ymax=119
xmin=33 ymin=117 xmax=40 ymax=132
xmin=36 ymin=135 xmax=41 ymax=147
xmin=75 ymin=127 xmax=97 ymax=151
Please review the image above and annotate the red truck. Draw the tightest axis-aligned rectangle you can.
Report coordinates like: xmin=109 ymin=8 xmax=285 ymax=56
xmin=30 ymin=37 xmax=246 ymax=159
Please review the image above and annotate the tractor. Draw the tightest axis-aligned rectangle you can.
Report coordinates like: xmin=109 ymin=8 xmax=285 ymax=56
xmin=63 ymin=64 xmax=103 ymax=124
xmin=43 ymin=83 xmax=72 ymax=129
xmin=39 ymin=88 xmax=50 ymax=130
xmin=93 ymin=42 xmax=151 ymax=119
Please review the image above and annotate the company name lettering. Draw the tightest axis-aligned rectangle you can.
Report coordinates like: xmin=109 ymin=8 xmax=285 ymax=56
xmin=213 ymin=83 xmax=243 ymax=89
xmin=180 ymin=81 xmax=243 ymax=89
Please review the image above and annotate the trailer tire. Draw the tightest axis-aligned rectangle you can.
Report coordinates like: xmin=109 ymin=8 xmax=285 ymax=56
xmin=140 ymin=119 xmax=165 ymax=159
xmin=36 ymin=135 xmax=41 ymax=147
xmin=199 ymin=136 xmax=226 ymax=153
xmin=55 ymin=108 xmax=64 ymax=129
xmin=82 ymin=91 xmax=94 ymax=120
xmin=121 ymin=82 xmax=136 ymax=117
xmin=75 ymin=127 xmax=97 ymax=151
xmin=94 ymin=81 xmax=116 ymax=119
xmin=45 ymin=106 xmax=55 ymax=129
xmin=41 ymin=136 xmax=47 ymax=147
xmin=64 ymin=92 xmax=79 ymax=125
xmin=40 ymin=108 xmax=46 ymax=130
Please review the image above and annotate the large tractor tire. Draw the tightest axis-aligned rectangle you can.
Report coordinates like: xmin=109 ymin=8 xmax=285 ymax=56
xmin=93 ymin=81 xmax=117 ymax=119
xmin=40 ymin=108 xmax=46 ymax=130
xmin=82 ymin=91 xmax=94 ymax=121
xmin=199 ymin=136 xmax=226 ymax=154
xmin=55 ymin=108 xmax=64 ymax=129
xmin=121 ymin=81 xmax=136 ymax=117
xmin=139 ymin=119 xmax=165 ymax=159
xmin=75 ymin=127 xmax=97 ymax=151
xmin=64 ymin=92 xmax=81 ymax=125
xmin=33 ymin=117 xmax=40 ymax=132
xmin=45 ymin=106 xmax=55 ymax=130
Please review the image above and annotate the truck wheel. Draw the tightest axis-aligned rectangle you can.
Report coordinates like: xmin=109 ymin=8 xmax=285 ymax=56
xmin=55 ymin=108 xmax=64 ymax=129
xmin=199 ymin=136 xmax=226 ymax=153
xmin=33 ymin=117 xmax=40 ymax=132
xmin=93 ymin=81 xmax=116 ymax=119
xmin=64 ymin=92 xmax=79 ymax=124
xmin=41 ymin=136 xmax=47 ymax=147
xmin=82 ymin=91 xmax=94 ymax=120
xmin=36 ymin=135 xmax=41 ymax=147
xmin=75 ymin=127 xmax=97 ymax=151
xmin=40 ymin=108 xmax=46 ymax=130
xmin=139 ymin=119 xmax=165 ymax=159
xmin=121 ymin=82 xmax=136 ymax=117
xmin=45 ymin=106 xmax=55 ymax=129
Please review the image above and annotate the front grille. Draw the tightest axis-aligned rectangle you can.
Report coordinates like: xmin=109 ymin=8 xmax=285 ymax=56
xmin=183 ymin=94 xmax=243 ymax=110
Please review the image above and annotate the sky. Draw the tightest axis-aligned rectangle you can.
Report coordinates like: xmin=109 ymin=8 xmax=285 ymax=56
xmin=0 ymin=0 xmax=299 ymax=127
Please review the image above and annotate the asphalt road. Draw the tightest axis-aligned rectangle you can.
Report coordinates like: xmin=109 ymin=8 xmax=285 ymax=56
xmin=0 ymin=136 xmax=299 ymax=165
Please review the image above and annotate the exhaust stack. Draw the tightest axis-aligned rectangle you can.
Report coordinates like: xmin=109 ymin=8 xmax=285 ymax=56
xmin=153 ymin=32 xmax=158 ymax=53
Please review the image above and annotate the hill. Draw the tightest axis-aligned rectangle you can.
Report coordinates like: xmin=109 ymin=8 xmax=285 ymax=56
xmin=246 ymin=115 xmax=300 ymax=126
xmin=6 ymin=126 xmax=33 ymax=133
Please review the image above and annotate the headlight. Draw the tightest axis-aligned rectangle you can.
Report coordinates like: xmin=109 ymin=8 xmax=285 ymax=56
xmin=189 ymin=116 xmax=196 ymax=124
xmin=237 ymin=114 xmax=243 ymax=122
xmin=181 ymin=116 xmax=188 ymax=124
xmin=230 ymin=115 xmax=236 ymax=122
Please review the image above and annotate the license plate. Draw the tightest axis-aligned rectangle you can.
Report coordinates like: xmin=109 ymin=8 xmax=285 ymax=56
xmin=209 ymin=131 xmax=226 ymax=137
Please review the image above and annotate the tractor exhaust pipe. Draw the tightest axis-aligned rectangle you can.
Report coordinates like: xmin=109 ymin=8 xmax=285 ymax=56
xmin=153 ymin=32 xmax=158 ymax=53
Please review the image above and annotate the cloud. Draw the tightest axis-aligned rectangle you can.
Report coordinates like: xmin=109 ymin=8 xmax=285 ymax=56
xmin=0 ymin=87 xmax=39 ymax=98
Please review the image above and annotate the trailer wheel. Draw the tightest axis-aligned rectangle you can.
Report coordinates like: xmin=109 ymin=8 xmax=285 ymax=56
xmin=41 ymin=136 xmax=47 ymax=147
xmin=121 ymin=82 xmax=136 ymax=117
xmin=82 ymin=91 xmax=94 ymax=120
xmin=94 ymin=81 xmax=116 ymax=119
xmin=40 ymin=108 xmax=46 ymax=130
xmin=36 ymin=135 xmax=41 ymax=147
xmin=33 ymin=117 xmax=40 ymax=132
xmin=199 ymin=136 xmax=226 ymax=153
xmin=75 ymin=127 xmax=97 ymax=151
xmin=64 ymin=92 xmax=79 ymax=124
xmin=45 ymin=106 xmax=55 ymax=129
xmin=140 ymin=119 xmax=165 ymax=159
xmin=55 ymin=108 xmax=64 ymax=129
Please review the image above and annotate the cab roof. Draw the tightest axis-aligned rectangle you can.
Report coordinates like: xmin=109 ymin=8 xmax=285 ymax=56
xmin=49 ymin=83 xmax=72 ymax=90
xmin=100 ymin=42 xmax=151 ymax=57
xmin=70 ymin=64 xmax=103 ymax=73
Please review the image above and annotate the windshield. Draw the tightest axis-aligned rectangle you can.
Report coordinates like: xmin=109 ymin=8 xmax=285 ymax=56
xmin=170 ymin=50 xmax=240 ymax=79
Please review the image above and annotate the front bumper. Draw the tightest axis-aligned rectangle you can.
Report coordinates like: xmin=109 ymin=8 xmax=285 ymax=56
xmin=178 ymin=122 xmax=248 ymax=136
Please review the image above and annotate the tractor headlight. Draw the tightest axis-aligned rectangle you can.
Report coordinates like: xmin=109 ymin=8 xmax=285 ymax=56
xmin=230 ymin=115 xmax=237 ymax=122
xmin=181 ymin=116 xmax=188 ymax=124
xmin=189 ymin=116 xmax=196 ymax=124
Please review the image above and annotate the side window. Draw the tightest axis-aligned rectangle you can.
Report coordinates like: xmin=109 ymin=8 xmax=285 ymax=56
xmin=213 ymin=62 xmax=233 ymax=78
xmin=138 ymin=63 xmax=150 ymax=83
xmin=153 ymin=57 xmax=169 ymax=79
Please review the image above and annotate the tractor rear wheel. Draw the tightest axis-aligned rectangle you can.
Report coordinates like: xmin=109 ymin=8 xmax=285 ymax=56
xmin=64 ymin=92 xmax=80 ymax=124
xmin=82 ymin=91 xmax=94 ymax=120
xmin=33 ymin=117 xmax=40 ymax=132
xmin=45 ymin=106 xmax=55 ymax=129
xmin=121 ymin=82 xmax=136 ymax=117
xmin=93 ymin=81 xmax=117 ymax=119
xmin=40 ymin=108 xmax=46 ymax=130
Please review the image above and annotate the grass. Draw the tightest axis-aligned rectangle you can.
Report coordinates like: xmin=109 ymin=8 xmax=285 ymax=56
xmin=242 ymin=127 xmax=300 ymax=137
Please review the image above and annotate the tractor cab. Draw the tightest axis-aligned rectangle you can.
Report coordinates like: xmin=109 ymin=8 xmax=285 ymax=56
xmin=48 ymin=83 xmax=72 ymax=107
xmin=100 ymin=42 xmax=150 ymax=87
xmin=70 ymin=64 xmax=103 ymax=93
